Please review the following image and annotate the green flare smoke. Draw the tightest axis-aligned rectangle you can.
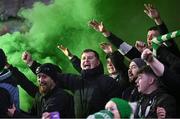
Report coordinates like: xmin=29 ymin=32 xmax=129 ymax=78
xmin=0 ymin=0 xmax=106 ymax=111
xmin=0 ymin=0 xmax=180 ymax=111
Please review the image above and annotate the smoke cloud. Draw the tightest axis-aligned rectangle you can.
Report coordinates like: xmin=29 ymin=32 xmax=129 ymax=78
xmin=0 ymin=0 xmax=179 ymax=111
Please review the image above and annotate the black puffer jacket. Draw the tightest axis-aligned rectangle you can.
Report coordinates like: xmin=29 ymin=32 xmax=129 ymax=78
xmin=71 ymin=52 xmax=129 ymax=95
xmin=31 ymin=86 xmax=74 ymax=118
xmin=58 ymin=64 xmax=123 ymax=118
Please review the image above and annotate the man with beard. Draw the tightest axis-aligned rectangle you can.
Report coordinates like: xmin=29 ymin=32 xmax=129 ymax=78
xmin=122 ymin=58 xmax=146 ymax=102
xmin=7 ymin=63 xmax=75 ymax=118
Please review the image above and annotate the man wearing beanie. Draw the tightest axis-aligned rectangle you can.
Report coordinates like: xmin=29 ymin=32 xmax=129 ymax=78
xmin=8 ymin=63 xmax=75 ymax=118
xmin=122 ymin=58 xmax=146 ymax=102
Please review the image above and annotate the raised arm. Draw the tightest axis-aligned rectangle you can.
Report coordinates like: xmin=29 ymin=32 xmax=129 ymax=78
xmin=22 ymin=51 xmax=41 ymax=74
xmin=22 ymin=51 xmax=34 ymax=67
xmin=0 ymin=52 xmax=38 ymax=98
xmin=57 ymin=45 xmax=74 ymax=60
xmin=7 ymin=64 xmax=38 ymax=98
xmin=89 ymin=20 xmax=123 ymax=48
xmin=141 ymin=48 xmax=164 ymax=76
xmin=99 ymin=42 xmax=113 ymax=54
xmin=88 ymin=20 xmax=110 ymax=37
xmin=144 ymin=3 xmax=180 ymax=57
xmin=57 ymin=45 xmax=81 ymax=73
xmin=141 ymin=48 xmax=180 ymax=90
xmin=144 ymin=3 xmax=162 ymax=25
xmin=135 ymin=40 xmax=148 ymax=53
xmin=89 ymin=20 xmax=141 ymax=60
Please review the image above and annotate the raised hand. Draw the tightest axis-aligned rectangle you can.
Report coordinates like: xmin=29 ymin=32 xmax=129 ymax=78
xmin=144 ymin=4 xmax=160 ymax=19
xmin=89 ymin=20 xmax=104 ymax=32
xmin=144 ymin=3 xmax=162 ymax=25
xmin=22 ymin=51 xmax=33 ymax=66
xmin=141 ymin=48 xmax=154 ymax=63
xmin=7 ymin=104 xmax=16 ymax=117
xmin=42 ymin=112 xmax=51 ymax=119
xmin=100 ymin=42 xmax=113 ymax=54
xmin=5 ymin=61 xmax=11 ymax=69
xmin=57 ymin=45 xmax=73 ymax=59
xmin=88 ymin=20 xmax=110 ymax=37
xmin=135 ymin=40 xmax=147 ymax=53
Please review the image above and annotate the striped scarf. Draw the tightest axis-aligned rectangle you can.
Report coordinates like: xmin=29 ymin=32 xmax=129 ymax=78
xmin=152 ymin=30 xmax=180 ymax=56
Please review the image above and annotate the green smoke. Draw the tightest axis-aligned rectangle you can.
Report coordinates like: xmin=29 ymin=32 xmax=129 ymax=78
xmin=0 ymin=0 xmax=104 ymax=111
xmin=0 ymin=0 xmax=180 ymax=112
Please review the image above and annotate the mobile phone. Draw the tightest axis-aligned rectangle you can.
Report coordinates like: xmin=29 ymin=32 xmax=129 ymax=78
xmin=50 ymin=111 xmax=60 ymax=119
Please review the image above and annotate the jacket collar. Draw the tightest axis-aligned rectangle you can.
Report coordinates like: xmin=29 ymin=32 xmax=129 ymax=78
xmin=81 ymin=62 xmax=104 ymax=79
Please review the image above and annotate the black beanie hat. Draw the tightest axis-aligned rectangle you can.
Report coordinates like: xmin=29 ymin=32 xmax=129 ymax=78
xmin=0 ymin=49 xmax=6 ymax=70
xmin=36 ymin=63 xmax=62 ymax=82
xmin=132 ymin=58 xmax=146 ymax=68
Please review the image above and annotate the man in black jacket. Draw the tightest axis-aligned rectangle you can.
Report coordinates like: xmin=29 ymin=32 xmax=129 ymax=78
xmin=7 ymin=63 xmax=75 ymax=118
xmin=58 ymin=44 xmax=130 ymax=93
xmin=134 ymin=66 xmax=176 ymax=118
xmin=141 ymin=48 xmax=180 ymax=117
xmin=122 ymin=58 xmax=146 ymax=102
